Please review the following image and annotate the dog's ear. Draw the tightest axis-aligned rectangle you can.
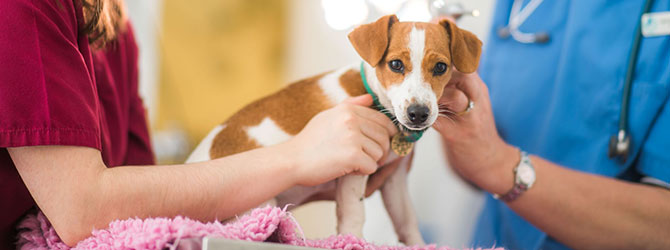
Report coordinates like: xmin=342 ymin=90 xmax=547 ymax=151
xmin=348 ymin=15 xmax=398 ymax=67
xmin=440 ymin=19 xmax=482 ymax=73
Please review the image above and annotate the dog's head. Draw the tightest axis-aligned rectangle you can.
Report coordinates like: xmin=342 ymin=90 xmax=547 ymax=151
xmin=348 ymin=15 xmax=481 ymax=130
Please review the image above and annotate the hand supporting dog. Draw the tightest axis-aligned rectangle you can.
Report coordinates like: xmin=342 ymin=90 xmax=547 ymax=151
xmin=286 ymin=95 xmax=397 ymax=187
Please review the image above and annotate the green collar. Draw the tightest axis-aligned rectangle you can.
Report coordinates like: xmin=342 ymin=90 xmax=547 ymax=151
xmin=359 ymin=62 xmax=425 ymax=143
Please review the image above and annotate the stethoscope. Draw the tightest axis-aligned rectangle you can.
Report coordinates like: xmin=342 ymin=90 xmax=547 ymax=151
xmin=608 ymin=0 xmax=655 ymax=163
xmin=434 ymin=0 xmax=656 ymax=163
xmin=497 ymin=0 xmax=550 ymax=44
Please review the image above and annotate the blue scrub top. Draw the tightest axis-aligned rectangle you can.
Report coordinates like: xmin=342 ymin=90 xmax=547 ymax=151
xmin=473 ymin=1 xmax=670 ymax=249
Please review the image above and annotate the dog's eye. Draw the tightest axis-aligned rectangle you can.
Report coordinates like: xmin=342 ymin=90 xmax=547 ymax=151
xmin=388 ymin=60 xmax=404 ymax=73
xmin=433 ymin=62 xmax=447 ymax=76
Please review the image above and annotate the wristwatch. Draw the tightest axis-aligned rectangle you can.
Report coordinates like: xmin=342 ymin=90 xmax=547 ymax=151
xmin=494 ymin=150 xmax=535 ymax=202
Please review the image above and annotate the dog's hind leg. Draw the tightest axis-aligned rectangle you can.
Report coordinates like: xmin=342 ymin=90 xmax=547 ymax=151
xmin=335 ymin=174 xmax=368 ymax=238
xmin=380 ymin=153 xmax=425 ymax=246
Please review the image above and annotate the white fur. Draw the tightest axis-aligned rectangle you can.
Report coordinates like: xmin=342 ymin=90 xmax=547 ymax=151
xmin=318 ymin=65 xmax=356 ymax=105
xmin=386 ymin=27 xmax=438 ymax=130
xmin=336 ymin=174 xmax=369 ymax=238
xmin=362 ymin=63 xmax=395 ymax=117
xmin=245 ymin=117 xmax=293 ymax=147
xmin=380 ymin=155 xmax=424 ymax=245
xmin=185 ymin=124 xmax=225 ymax=163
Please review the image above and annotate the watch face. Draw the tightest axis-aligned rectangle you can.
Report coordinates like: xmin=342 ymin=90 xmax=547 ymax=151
xmin=517 ymin=163 xmax=536 ymax=186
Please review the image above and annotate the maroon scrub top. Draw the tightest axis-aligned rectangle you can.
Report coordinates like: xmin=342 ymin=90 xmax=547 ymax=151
xmin=0 ymin=0 xmax=155 ymax=248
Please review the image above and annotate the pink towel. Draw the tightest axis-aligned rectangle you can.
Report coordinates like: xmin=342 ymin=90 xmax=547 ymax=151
xmin=16 ymin=206 xmax=502 ymax=250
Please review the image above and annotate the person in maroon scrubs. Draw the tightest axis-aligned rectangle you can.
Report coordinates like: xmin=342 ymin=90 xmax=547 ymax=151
xmin=0 ymin=0 xmax=397 ymax=247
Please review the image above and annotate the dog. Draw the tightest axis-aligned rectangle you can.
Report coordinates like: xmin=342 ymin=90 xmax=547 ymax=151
xmin=186 ymin=15 xmax=481 ymax=246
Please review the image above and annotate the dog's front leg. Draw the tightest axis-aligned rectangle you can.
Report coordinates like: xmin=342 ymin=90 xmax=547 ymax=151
xmin=380 ymin=152 xmax=425 ymax=246
xmin=335 ymin=174 xmax=368 ymax=237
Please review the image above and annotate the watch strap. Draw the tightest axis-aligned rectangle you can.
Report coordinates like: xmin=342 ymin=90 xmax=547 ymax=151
xmin=494 ymin=183 xmax=528 ymax=202
xmin=494 ymin=150 xmax=532 ymax=202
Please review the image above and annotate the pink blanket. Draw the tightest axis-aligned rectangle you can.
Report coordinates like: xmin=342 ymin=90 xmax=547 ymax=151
xmin=16 ymin=206 xmax=502 ymax=250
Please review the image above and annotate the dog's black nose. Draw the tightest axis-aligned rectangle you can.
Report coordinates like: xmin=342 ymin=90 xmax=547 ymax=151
xmin=407 ymin=104 xmax=430 ymax=124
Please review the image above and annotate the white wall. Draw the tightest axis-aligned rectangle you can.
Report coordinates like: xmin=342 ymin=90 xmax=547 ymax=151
xmin=285 ymin=0 xmax=495 ymax=247
xmin=125 ymin=1 xmax=162 ymax=124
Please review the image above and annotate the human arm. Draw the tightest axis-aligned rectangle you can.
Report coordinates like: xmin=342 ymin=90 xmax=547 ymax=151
xmin=10 ymin=94 xmax=397 ymax=246
xmin=10 ymin=145 xmax=297 ymax=246
xmin=433 ymin=72 xmax=670 ymax=249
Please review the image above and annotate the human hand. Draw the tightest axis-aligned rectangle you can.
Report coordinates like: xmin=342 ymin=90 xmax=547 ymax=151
xmin=433 ymin=71 xmax=518 ymax=193
xmin=287 ymin=94 xmax=398 ymax=187
xmin=299 ymin=155 xmax=409 ymax=203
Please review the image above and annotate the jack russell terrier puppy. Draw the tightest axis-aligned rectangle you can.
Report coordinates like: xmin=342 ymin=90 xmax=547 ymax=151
xmin=186 ymin=15 xmax=481 ymax=246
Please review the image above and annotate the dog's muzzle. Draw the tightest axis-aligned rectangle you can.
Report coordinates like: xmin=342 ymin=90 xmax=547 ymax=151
xmin=406 ymin=104 xmax=430 ymax=127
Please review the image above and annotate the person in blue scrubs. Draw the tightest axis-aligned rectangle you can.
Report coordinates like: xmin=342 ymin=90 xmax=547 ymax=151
xmin=433 ymin=1 xmax=670 ymax=249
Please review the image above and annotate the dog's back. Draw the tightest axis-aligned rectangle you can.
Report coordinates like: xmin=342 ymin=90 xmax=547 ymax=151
xmin=186 ymin=65 xmax=364 ymax=163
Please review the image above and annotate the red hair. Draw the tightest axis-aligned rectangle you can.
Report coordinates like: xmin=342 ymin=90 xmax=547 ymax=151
xmin=80 ymin=0 xmax=127 ymax=47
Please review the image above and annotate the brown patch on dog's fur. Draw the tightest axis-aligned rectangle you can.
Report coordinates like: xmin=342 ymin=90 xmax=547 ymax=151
xmin=439 ymin=19 xmax=482 ymax=73
xmin=374 ymin=23 xmax=411 ymax=89
xmin=209 ymin=125 xmax=260 ymax=158
xmin=339 ymin=69 xmax=367 ymax=97
xmin=419 ymin=23 xmax=454 ymax=98
xmin=210 ymin=73 xmax=335 ymax=158
xmin=348 ymin=15 xmax=399 ymax=67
